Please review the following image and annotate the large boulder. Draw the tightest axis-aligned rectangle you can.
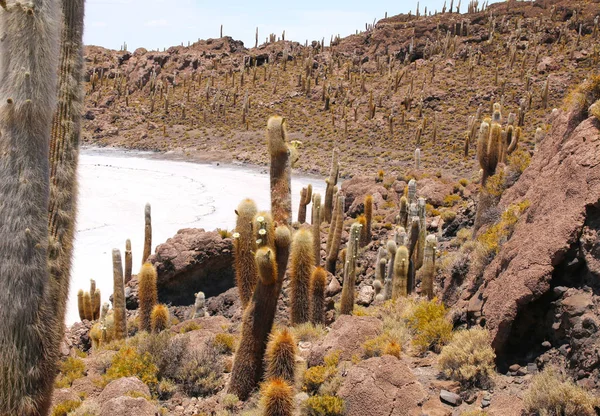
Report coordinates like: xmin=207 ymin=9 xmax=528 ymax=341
xmin=308 ymin=315 xmax=382 ymax=366
xmin=98 ymin=377 xmax=150 ymax=403
xmin=148 ymin=228 xmax=234 ymax=305
xmin=337 ymin=355 xmax=427 ymax=416
xmin=468 ymin=109 xmax=600 ymax=356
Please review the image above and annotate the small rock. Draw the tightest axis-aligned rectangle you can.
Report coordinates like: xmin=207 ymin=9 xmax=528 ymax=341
xmin=440 ymin=390 xmax=462 ymax=406
xmin=482 ymin=399 xmax=491 ymax=408
xmin=326 ymin=277 xmax=342 ymax=296
xmin=542 ymin=341 xmax=551 ymax=349
xmin=516 ymin=367 xmax=528 ymax=376
xmin=527 ymin=363 xmax=538 ymax=374
xmin=464 ymin=392 xmax=477 ymax=404
xmin=559 ymin=344 xmax=570 ymax=356
xmin=357 ymin=286 xmax=374 ymax=306
xmin=295 ymin=392 xmax=309 ymax=407
xmin=508 ymin=364 xmax=520 ymax=372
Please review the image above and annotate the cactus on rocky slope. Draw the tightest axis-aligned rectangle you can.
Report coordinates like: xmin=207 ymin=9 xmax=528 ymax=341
xmin=233 ymin=198 xmax=258 ymax=308
xmin=138 ymin=262 xmax=158 ymax=332
xmin=290 ymin=229 xmax=315 ymax=325
xmin=323 ymin=149 xmax=340 ymax=223
xmin=297 ymin=184 xmax=312 ymax=224
xmin=340 ymin=222 xmax=362 ymax=315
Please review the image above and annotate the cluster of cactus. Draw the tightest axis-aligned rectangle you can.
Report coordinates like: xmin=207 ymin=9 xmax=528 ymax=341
xmin=77 ymin=280 xmax=101 ymax=321
xmin=297 ymin=184 xmax=312 ymax=224
xmin=0 ymin=0 xmax=87 ymax=413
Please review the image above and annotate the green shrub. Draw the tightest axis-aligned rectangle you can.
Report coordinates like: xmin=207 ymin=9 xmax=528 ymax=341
xmin=443 ymin=194 xmax=461 ymax=207
xmin=54 ymin=357 xmax=86 ymax=388
xmin=404 ymin=298 xmax=453 ymax=353
xmin=213 ymin=333 xmax=236 ymax=354
xmin=524 ymin=366 xmax=598 ymax=416
xmin=291 ymin=322 xmax=327 ymax=342
xmin=179 ymin=321 xmax=202 ymax=333
xmin=51 ymin=399 xmax=82 ymax=416
xmin=103 ymin=346 xmax=158 ymax=387
xmin=176 ymin=341 xmax=223 ymax=397
xmin=303 ymin=366 xmax=328 ymax=393
xmin=303 ymin=395 xmax=345 ymax=416
xmin=478 ymin=200 xmax=530 ymax=256
xmin=438 ymin=328 xmax=496 ymax=387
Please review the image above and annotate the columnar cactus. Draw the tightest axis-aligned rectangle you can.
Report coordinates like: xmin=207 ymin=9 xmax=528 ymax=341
xmin=93 ymin=288 xmax=101 ymax=320
xmin=340 ymin=222 xmax=362 ymax=315
xmin=151 ymin=304 xmax=169 ymax=333
xmin=421 ymin=235 xmax=438 ymax=300
xmin=77 ymin=290 xmax=85 ymax=321
xmin=193 ymin=291 xmax=206 ymax=318
xmin=392 ymin=246 xmax=410 ymax=298
xmin=83 ymin=291 xmax=92 ymax=321
xmin=416 ymin=198 xmax=427 ymax=270
xmin=364 ymin=195 xmax=373 ymax=245
xmin=326 ymin=193 xmax=345 ymax=274
xmin=323 ymin=149 xmax=340 ymax=223
xmin=234 ymin=199 xmax=258 ymax=307
xmin=408 ymin=179 xmax=417 ymax=204
xmin=260 ymin=378 xmax=294 ymax=416
xmin=415 ymin=148 xmax=421 ymax=170
xmin=325 ymin=192 xmax=339 ymax=256
xmin=407 ymin=217 xmax=421 ymax=294
xmin=384 ymin=240 xmax=397 ymax=300
xmin=265 ymin=328 xmax=298 ymax=384
xmin=138 ymin=262 xmax=158 ymax=332
xmin=476 ymin=120 xmax=501 ymax=186
xmin=290 ymin=229 xmax=315 ymax=325
xmin=255 ymin=212 xmax=276 ymax=249
xmin=309 ymin=267 xmax=327 ymax=325
xmin=142 ymin=203 xmax=152 ymax=264
xmin=112 ymin=249 xmax=127 ymax=340
xmin=267 ymin=116 xmax=292 ymax=227
xmin=398 ymin=196 xmax=408 ymax=228
xmin=297 ymin=184 xmax=312 ymax=224
xmin=124 ymin=239 xmax=133 ymax=284
xmin=312 ymin=193 xmax=322 ymax=265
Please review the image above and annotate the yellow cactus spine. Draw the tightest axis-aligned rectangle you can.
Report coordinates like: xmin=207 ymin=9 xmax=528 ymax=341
xmin=265 ymin=328 xmax=298 ymax=384
xmin=312 ymin=193 xmax=322 ymax=266
xmin=142 ymin=203 xmax=152 ymax=264
xmin=297 ymin=184 xmax=312 ymax=224
xmin=138 ymin=262 xmax=158 ymax=332
xmin=260 ymin=378 xmax=294 ymax=416
xmin=112 ymin=249 xmax=127 ymax=340
xmin=234 ymin=199 xmax=258 ymax=307
xmin=151 ymin=304 xmax=169 ymax=333
xmin=341 ymin=222 xmax=362 ymax=315
xmin=290 ymin=229 xmax=315 ymax=325
xmin=309 ymin=267 xmax=327 ymax=325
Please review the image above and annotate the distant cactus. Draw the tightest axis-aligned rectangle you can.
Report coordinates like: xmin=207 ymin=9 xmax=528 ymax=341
xmin=309 ymin=267 xmax=327 ymax=325
xmin=298 ymin=184 xmax=312 ymax=224
xmin=323 ymin=149 xmax=340 ymax=223
xmin=151 ymin=304 xmax=169 ymax=333
xmin=357 ymin=215 xmax=368 ymax=247
xmin=477 ymin=120 xmax=501 ymax=186
xmin=312 ymin=193 xmax=322 ymax=266
xmin=193 ymin=291 xmax=206 ymax=318
xmin=407 ymin=217 xmax=421 ymax=294
xmin=265 ymin=328 xmax=298 ymax=384
xmin=421 ymin=235 xmax=438 ymax=299
xmin=234 ymin=199 xmax=258 ymax=307
xmin=408 ymin=179 xmax=417 ymax=204
xmin=326 ymin=193 xmax=345 ymax=274
xmin=398 ymin=196 xmax=409 ymax=228
xmin=260 ymin=378 xmax=294 ymax=416
xmin=112 ymin=249 xmax=127 ymax=340
xmin=416 ymin=198 xmax=427 ymax=270
xmin=290 ymin=229 xmax=315 ymax=325
xmin=124 ymin=239 xmax=133 ymax=284
xmin=392 ymin=246 xmax=410 ymax=299
xmin=341 ymin=223 xmax=362 ymax=315
xmin=325 ymin=192 xmax=339 ymax=256
xmin=93 ymin=289 xmax=101 ymax=321
xmin=83 ymin=291 xmax=92 ymax=322
xmin=385 ymin=240 xmax=397 ymax=300
xmin=138 ymin=262 xmax=158 ymax=332
xmin=364 ymin=195 xmax=373 ymax=246
xmin=77 ymin=290 xmax=85 ymax=321
xmin=375 ymin=246 xmax=387 ymax=286
xmin=142 ymin=203 xmax=152 ymax=264
xmin=415 ymin=148 xmax=421 ymax=170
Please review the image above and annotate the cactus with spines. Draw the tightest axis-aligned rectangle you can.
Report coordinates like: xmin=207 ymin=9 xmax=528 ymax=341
xmin=341 ymin=223 xmax=362 ymax=315
xmin=77 ymin=290 xmax=86 ymax=321
xmin=477 ymin=119 xmax=502 ymax=187
xmin=100 ymin=302 xmax=110 ymax=322
xmin=112 ymin=249 xmax=127 ymax=340
xmin=311 ymin=193 xmax=322 ymax=266
xmin=358 ymin=215 xmax=368 ymax=248
xmin=138 ymin=262 xmax=158 ymax=332
xmin=398 ymin=196 xmax=408 ymax=228
xmin=364 ymin=195 xmax=373 ymax=246
xmin=193 ymin=291 xmax=206 ymax=318
xmin=234 ymin=199 xmax=258 ymax=307
xmin=124 ymin=239 xmax=133 ymax=284
xmin=0 ymin=0 xmax=85 ymax=412
xmin=323 ymin=148 xmax=340 ymax=223
xmin=416 ymin=198 xmax=427 ymax=270
xmin=384 ymin=240 xmax=397 ymax=300
xmin=267 ymin=116 xmax=292 ymax=227
xmin=142 ymin=203 xmax=152 ymax=264
xmin=392 ymin=246 xmax=410 ymax=298
xmin=290 ymin=229 xmax=315 ymax=325
xmin=507 ymin=126 xmax=520 ymax=155
xmin=260 ymin=378 xmax=294 ymax=416
xmin=297 ymin=184 xmax=312 ymax=224
xmin=151 ymin=304 xmax=169 ymax=333
xmin=255 ymin=211 xmax=276 ymax=249
xmin=83 ymin=291 xmax=92 ymax=321
xmin=395 ymin=226 xmax=408 ymax=247
xmin=309 ymin=267 xmax=327 ymax=325
xmin=408 ymin=179 xmax=417 ymax=204
xmin=415 ymin=148 xmax=421 ymax=170
xmin=265 ymin=328 xmax=298 ymax=384
xmin=375 ymin=246 xmax=387 ymax=286
xmin=93 ymin=289 xmax=101 ymax=320
xmin=326 ymin=193 xmax=345 ymax=275
xmin=421 ymin=235 xmax=438 ymax=300
xmin=325 ymin=192 xmax=339 ymax=256
xmin=407 ymin=217 xmax=421 ymax=294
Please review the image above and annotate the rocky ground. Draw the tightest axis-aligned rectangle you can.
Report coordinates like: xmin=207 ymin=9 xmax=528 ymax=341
xmin=51 ymin=0 xmax=600 ymax=415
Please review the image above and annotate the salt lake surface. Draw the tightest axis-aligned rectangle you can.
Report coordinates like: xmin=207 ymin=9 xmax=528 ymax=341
xmin=68 ymin=148 xmax=325 ymax=324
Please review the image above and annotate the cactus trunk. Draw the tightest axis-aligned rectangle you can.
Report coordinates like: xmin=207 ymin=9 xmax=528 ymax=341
xmin=340 ymin=223 xmax=361 ymax=315
xmin=112 ymin=249 xmax=127 ymax=340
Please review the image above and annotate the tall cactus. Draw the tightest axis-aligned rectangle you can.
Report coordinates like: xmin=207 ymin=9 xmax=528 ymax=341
xmin=325 ymin=193 xmax=345 ymax=274
xmin=233 ymin=199 xmax=258 ymax=307
xmin=398 ymin=196 xmax=408 ymax=229
xmin=421 ymin=235 xmax=438 ymax=299
xmin=92 ymin=288 xmax=101 ymax=320
xmin=392 ymin=246 xmax=410 ymax=299
xmin=384 ymin=240 xmax=397 ymax=300
xmin=323 ymin=148 xmax=340 ymax=223
xmin=309 ymin=267 xmax=327 ymax=325
xmin=407 ymin=217 xmax=420 ymax=294
xmin=340 ymin=223 xmax=362 ymax=315
xmin=77 ymin=290 xmax=85 ymax=321
xmin=142 ymin=203 xmax=152 ymax=264
xmin=416 ymin=198 xmax=427 ymax=270
xmin=297 ymin=184 xmax=312 ymax=224
xmin=311 ymin=193 xmax=322 ymax=266
xmin=138 ymin=262 xmax=158 ymax=332
xmin=267 ymin=116 xmax=292 ymax=228
xmin=364 ymin=195 xmax=373 ymax=245
xmin=407 ymin=179 xmax=417 ymax=204
xmin=124 ymin=239 xmax=133 ymax=284
xmin=83 ymin=291 xmax=92 ymax=321
xmin=290 ymin=229 xmax=314 ymax=325
xmin=0 ymin=0 xmax=86 ymax=413
xmin=112 ymin=249 xmax=127 ymax=340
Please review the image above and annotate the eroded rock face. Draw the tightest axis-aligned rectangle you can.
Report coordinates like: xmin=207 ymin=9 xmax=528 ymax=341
xmin=468 ymin=110 xmax=600 ymax=356
xmin=337 ymin=355 xmax=427 ymax=416
xmin=308 ymin=315 xmax=382 ymax=366
xmin=148 ymin=228 xmax=234 ymax=305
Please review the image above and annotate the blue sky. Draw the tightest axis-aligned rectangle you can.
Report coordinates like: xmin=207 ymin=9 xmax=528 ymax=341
xmin=84 ymin=0 xmax=503 ymax=51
